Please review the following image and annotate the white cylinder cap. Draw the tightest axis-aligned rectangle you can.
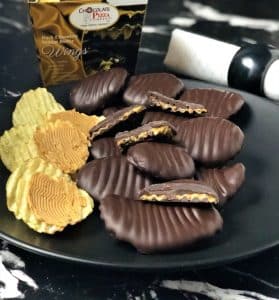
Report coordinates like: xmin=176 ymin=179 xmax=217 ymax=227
xmin=164 ymin=29 xmax=240 ymax=86
xmin=263 ymin=59 xmax=279 ymax=101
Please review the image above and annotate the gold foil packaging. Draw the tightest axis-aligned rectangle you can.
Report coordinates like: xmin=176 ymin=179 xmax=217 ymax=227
xmin=28 ymin=0 xmax=148 ymax=86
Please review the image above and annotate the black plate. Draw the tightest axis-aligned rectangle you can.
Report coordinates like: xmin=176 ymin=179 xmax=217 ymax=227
xmin=0 ymin=79 xmax=279 ymax=271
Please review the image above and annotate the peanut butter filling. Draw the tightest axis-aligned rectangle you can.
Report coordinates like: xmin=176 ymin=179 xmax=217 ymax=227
xmin=117 ymin=125 xmax=173 ymax=148
xmin=154 ymin=100 xmax=207 ymax=114
xmin=122 ymin=105 xmax=146 ymax=118
xmin=140 ymin=193 xmax=217 ymax=203
xmin=28 ymin=173 xmax=86 ymax=228
xmin=34 ymin=120 xmax=89 ymax=174
xmin=48 ymin=110 xmax=105 ymax=137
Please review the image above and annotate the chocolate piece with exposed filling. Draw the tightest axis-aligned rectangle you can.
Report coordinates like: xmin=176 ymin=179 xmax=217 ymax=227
xmin=139 ymin=179 xmax=219 ymax=204
xmin=148 ymin=91 xmax=207 ymax=115
xmin=123 ymin=73 xmax=184 ymax=105
xmin=142 ymin=111 xmax=188 ymax=129
xmin=90 ymin=105 xmax=146 ymax=141
xmin=115 ymin=121 xmax=176 ymax=150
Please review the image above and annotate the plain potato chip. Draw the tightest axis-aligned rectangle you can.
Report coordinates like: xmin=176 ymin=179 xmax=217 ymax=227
xmin=6 ymin=158 xmax=94 ymax=234
xmin=12 ymin=88 xmax=64 ymax=126
xmin=0 ymin=125 xmax=38 ymax=172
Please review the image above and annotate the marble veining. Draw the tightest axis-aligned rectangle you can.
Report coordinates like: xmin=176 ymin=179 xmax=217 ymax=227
xmin=1 ymin=246 xmax=279 ymax=300
xmin=241 ymin=37 xmax=257 ymax=44
xmin=142 ymin=26 xmax=171 ymax=36
xmin=139 ymin=48 xmax=165 ymax=55
xmin=4 ymin=0 xmax=24 ymax=2
xmin=0 ymin=245 xmax=38 ymax=299
xmin=161 ymin=280 xmax=279 ymax=300
xmin=225 ymin=267 xmax=279 ymax=290
xmin=169 ymin=16 xmax=197 ymax=27
xmin=0 ymin=89 xmax=21 ymax=104
xmin=0 ymin=16 xmax=29 ymax=33
xmin=170 ymin=0 xmax=279 ymax=32
xmin=0 ymin=88 xmax=22 ymax=98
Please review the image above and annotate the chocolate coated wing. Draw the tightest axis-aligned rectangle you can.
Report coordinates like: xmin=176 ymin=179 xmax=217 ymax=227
xmin=70 ymin=68 xmax=128 ymax=114
xmin=180 ymin=88 xmax=244 ymax=119
xmin=90 ymin=137 xmax=120 ymax=159
xmin=176 ymin=117 xmax=244 ymax=166
xmin=127 ymin=142 xmax=195 ymax=180
xmin=77 ymin=156 xmax=152 ymax=202
xmin=123 ymin=73 xmax=184 ymax=105
xmin=100 ymin=194 xmax=223 ymax=253
xmin=197 ymin=163 xmax=246 ymax=206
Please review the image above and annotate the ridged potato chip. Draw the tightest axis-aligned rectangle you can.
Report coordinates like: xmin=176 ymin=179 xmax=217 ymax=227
xmin=34 ymin=120 xmax=89 ymax=174
xmin=0 ymin=125 xmax=38 ymax=172
xmin=47 ymin=109 xmax=105 ymax=137
xmin=6 ymin=158 xmax=94 ymax=234
xmin=12 ymin=88 xmax=64 ymax=126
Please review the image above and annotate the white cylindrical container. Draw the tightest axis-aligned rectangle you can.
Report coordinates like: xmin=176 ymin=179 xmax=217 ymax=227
xmin=164 ymin=29 xmax=279 ymax=101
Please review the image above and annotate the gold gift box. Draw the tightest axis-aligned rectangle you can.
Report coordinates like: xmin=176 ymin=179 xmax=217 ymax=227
xmin=27 ymin=0 xmax=148 ymax=86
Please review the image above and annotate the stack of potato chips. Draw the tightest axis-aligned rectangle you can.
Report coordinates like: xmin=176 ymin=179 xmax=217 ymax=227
xmin=0 ymin=88 xmax=104 ymax=234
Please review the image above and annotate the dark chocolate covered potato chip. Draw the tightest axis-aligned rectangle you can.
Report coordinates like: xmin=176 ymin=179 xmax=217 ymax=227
xmin=90 ymin=137 xmax=121 ymax=159
xmin=123 ymin=73 xmax=184 ymax=105
xmin=127 ymin=142 xmax=195 ymax=180
xmin=175 ymin=117 xmax=244 ymax=166
xmin=100 ymin=194 xmax=223 ymax=253
xmin=70 ymin=68 xmax=128 ymax=114
xmin=197 ymin=163 xmax=246 ymax=206
xmin=77 ymin=156 xmax=152 ymax=202
xmin=180 ymin=88 xmax=244 ymax=119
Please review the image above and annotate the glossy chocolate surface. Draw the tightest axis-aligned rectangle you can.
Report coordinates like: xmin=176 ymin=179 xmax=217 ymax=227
xmin=90 ymin=105 xmax=146 ymax=140
xmin=123 ymin=73 xmax=184 ymax=105
xmin=139 ymin=179 xmax=218 ymax=203
xmin=76 ymin=156 xmax=152 ymax=202
xmin=70 ymin=68 xmax=128 ymax=114
xmin=180 ymin=88 xmax=244 ymax=119
xmin=100 ymin=194 xmax=223 ymax=253
xmin=127 ymin=142 xmax=195 ymax=180
xmin=197 ymin=163 xmax=246 ymax=206
xmin=90 ymin=137 xmax=121 ymax=159
xmin=175 ymin=117 xmax=244 ymax=165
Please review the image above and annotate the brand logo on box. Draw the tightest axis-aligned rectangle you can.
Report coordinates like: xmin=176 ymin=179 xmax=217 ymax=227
xmin=70 ymin=3 xmax=119 ymax=31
